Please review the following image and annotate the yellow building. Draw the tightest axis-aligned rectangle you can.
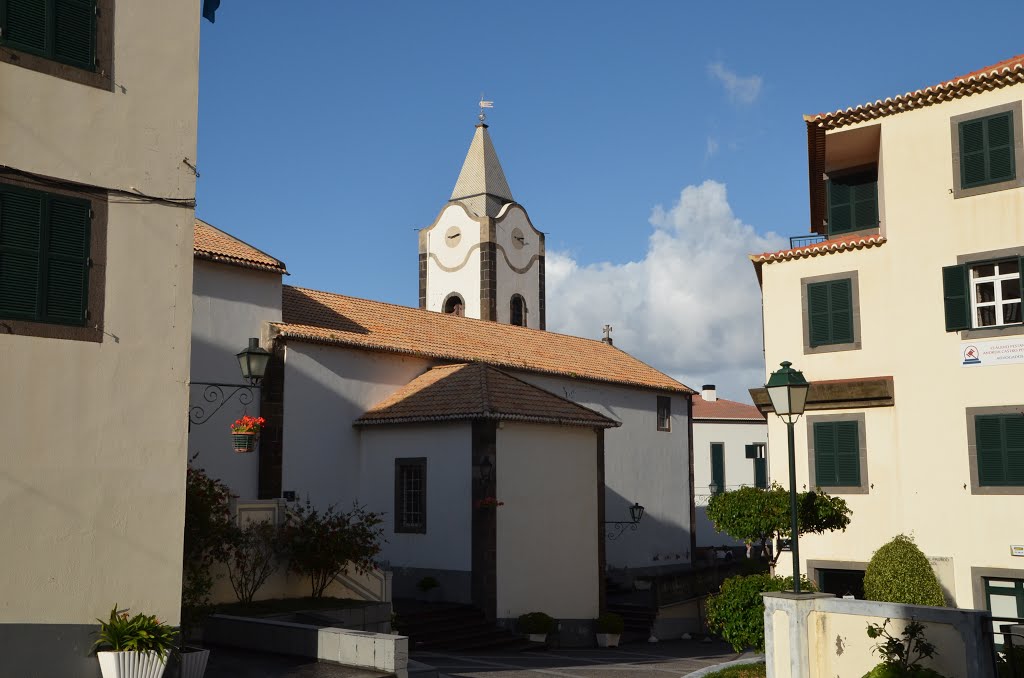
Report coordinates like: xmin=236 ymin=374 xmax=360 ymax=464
xmin=0 ymin=1 xmax=202 ymax=674
xmin=751 ymin=54 xmax=1024 ymax=619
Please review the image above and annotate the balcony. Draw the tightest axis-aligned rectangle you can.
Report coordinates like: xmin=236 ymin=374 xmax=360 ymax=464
xmin=790 ymin=234 xmax=828 ymax=249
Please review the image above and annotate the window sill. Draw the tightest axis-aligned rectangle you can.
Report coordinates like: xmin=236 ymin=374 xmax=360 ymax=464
xmin=960 ymin=324 xmax=1024 ymax=340
xmin=0 ymin=318 xmax=102 ymax=343
xmin=816 ymin=485 xmax=869 ymax=495
xmin=1 ymin=47 xmax=111 ymax=92
xmin=971 ymin=485 xmax=1024 ymax=495
xmin=826 ymin=226 xmax=881 ymax=240
xmin=805 ymin=340 xmax=862 ymax=355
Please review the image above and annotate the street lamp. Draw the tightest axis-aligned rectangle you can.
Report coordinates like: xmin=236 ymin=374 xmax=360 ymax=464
xmin=708 ymin=481 xmax=719 ymax=495
xmin=189 ymin=338 xmax=271 ymax=427
xmin=604 ymin=501 xmax=646 ymax=540
xmin=765 ymin=361 xmax=811 ymax=593
xmin=628 ymin=502 xmax=645 ymax=523
xmin=236 ymin=338 xmax=271 ymax=386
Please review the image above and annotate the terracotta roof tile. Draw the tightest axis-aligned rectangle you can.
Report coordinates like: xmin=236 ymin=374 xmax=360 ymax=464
xmin=750 ymin=233 xmax=886 ymax=265
xmin=692 ymin=396 xmax=765 ymax=422
xmin=806 ymin=54 xmax=1024 ymax=130
xmin=355 ymin=363 xmax=619 ymax=428
xmin=274 ymin=286 xmax=694 ymax=394
xmin=193 ymin=219 xmax=288 ymax=274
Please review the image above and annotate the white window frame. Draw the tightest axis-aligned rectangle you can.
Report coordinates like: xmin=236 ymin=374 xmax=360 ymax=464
xmin=970 ymin=259 xmax=1022 ymax=329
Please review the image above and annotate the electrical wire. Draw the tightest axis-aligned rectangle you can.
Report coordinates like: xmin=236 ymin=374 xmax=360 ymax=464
xmin=0 ymin=164 xmax=197 ymax=209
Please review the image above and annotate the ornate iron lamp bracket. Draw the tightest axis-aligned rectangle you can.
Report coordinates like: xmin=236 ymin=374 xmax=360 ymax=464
xmin=604 ymin=520 xmax=640 ymax=541
xmin=188 ymin=381 xmax=260 ymax=427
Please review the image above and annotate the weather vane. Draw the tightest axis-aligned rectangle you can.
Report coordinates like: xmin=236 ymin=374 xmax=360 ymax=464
xmin=478 ymin=94 xmax=493 ymax=123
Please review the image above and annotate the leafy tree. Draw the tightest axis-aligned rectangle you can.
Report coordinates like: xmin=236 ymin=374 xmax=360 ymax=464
xmin=863 ymin=535 xmax=946 ymax=607
xmin=226 ymin=520 xmax=285 ymax=604
xmin=706 ymin=483 xmax=852 ymax=567
xmin=283 ymin=501 xmax=385 ymax=598
xmin=705 ymin=573 xmax=815 ymax=652
xmin=182 ymin=465 xmax=235 ymax=625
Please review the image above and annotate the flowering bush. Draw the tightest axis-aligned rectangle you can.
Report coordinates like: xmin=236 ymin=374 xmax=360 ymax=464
xmin=474 ymin=496 xmax=505 ymax=509
xmin=230 ymin=415 xmax=266 ymax=434
xmin=282 ymin=501 xmax=385 ymax=598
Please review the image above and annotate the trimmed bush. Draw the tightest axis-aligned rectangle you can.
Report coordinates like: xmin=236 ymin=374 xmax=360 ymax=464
xmin=705 ymin=574 xmax=814 ymax=652
xmin=863 ymin=535 xmax=945 ymax=607
xmin=517 ymin=612 xmax=556 ymax=634
xmin=595 ymin=612 xmax=624 ymax=634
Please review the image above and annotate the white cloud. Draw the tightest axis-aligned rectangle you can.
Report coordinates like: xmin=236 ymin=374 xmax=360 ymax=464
xmin=705 ymin=136 xmax=719 ymax=159
xmin=707 ymin=61 xmax=763 ymax=104
xmin=546 ymin=180 xmax=786 ymax=402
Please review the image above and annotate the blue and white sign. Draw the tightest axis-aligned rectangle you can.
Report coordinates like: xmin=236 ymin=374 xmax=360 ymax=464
xmin=961 ymin=337 xmax=1024 ymax=367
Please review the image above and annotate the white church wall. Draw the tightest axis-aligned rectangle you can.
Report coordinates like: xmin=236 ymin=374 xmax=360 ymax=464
xmin=496 ymin=423 xmax=600 ymax=621
xmin=281 ymin=343 xmax=433 ymax=509
xmin=190 ymin=260 xmax=282 ymax=498
xmin=692 ymin=419 xmax=768 ymax=548
xmin=423 ymin=204 xmax=482 ymax=318
xmin=512 ymin=373 xmax=692 ymax=571
xmin=493 ymin=205 xmax=543 ymax=327
xmin=359 ymin=423 xmax=473 ymax=573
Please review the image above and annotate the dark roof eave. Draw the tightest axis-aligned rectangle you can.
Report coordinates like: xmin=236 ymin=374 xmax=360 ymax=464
xmin=194 ymin=251 xmax=290 ymax=275
xmin=354 ymin=412 xmax=621 ymax=429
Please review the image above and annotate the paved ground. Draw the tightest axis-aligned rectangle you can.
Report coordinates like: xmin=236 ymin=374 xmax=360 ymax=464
xmin=416 ymin=640 xmax=757 ymax=678
xmin=203 ymin=646 xmax=390 ymax=678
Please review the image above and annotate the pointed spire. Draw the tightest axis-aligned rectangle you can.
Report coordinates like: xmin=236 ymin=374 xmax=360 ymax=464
xmin=449 ymin=124 xmax=514 ymax=218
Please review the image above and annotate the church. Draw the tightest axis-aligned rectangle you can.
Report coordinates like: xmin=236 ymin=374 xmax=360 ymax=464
xmin=189 ymin=120 xmax=697 ymax=642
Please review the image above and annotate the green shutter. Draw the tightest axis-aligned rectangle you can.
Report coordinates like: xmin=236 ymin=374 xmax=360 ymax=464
xmin=827 ymin=180 xmax=853 ymax=235
xmin=754 ymin=457 xmax=767 ymax=489
xmin=852 ymin=180 xmax=878 ymax=231
xmin=808 ymin=281 xmax=832 ymax=346
xmin=1005 ymin=416 xmax=1024 ymax=485
xmin=977 ymin=416 xmax=1007 ymax=485
xmin=961 ymin=112 xmax=1017 ymax=188
xmin=52 ymin=0 xmax=94 ymax=70
xmin=942 ymin=264 xmax=970 ymax=331
xmin=829 ymin=278 xmax=854 ymax=344
xmin=0 ymin=188 xmax=43 ymax=320
xmin=1 ymin=0 xmax=49 ymax=56
xmin=43 ymin=196 xmax=89 ymax=324
xmin=987 ymin=113 xmax=1015 ymax=183
xmin=835 ymin=420 xmax=860 ymax=486
xmin=711 ymin=443 xmax=724 ymax=492
xmin=814 ymin=422 xmax=838 ymax=486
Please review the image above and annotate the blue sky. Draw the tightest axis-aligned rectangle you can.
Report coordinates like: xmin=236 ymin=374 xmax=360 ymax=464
xmin=196 ymin=1 xmax=1022 ymax=399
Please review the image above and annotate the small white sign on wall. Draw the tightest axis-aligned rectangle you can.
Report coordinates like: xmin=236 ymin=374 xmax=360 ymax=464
xmin=960 ymin=337 xmax=1024 ymax=367
xmin=1011 ymin=545 xmax=1024 ymax=557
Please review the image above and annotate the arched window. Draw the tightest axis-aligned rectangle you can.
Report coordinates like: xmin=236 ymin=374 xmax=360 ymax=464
xmin=443 ymin=294 xmax=464 ymax=317
xmin=510 ymin=295 xmax=526 ymax=327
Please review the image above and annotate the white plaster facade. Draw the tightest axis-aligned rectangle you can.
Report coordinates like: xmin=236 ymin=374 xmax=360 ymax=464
xmin=422 ymin=204 xmax=484 ymax=319
xmin=190 ymin=259 xmax=282 ymax=496
xmin=0 ymin=2 xmax=200 ymax=673
xmin=759 ymin=63 xmax=1024 ymax=613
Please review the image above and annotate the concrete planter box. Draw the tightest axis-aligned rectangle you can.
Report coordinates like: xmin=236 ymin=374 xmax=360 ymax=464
xmin=595 ymin=633 xmax=620 ymax=648
xmin=178 ymin=647 xmax=209 ymax=678
xmin=97 ymin=651 xmax=167 ymax=678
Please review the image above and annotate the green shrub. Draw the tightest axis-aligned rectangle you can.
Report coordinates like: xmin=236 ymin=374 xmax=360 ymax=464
xmin=863 ymin=535 xmax=945 ymax=607
xmin=517 ymin=612 xmax=556 ymax=634
xmin=417 ymin=576 xmax=440 ymax=593
xmin=702 ymin=663 xmax=767 ymax=678
xmin=861 ymin=617 xmax=948 ymax=678
xmin=595 ymin=612 xmax=624 ymax=634
xmin=705 ymin=574 xmax=814 ymax=652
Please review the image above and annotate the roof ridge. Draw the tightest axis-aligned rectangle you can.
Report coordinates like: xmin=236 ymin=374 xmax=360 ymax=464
xmin=476 ymin=362 xmax=493 ymax=416
xmin=483 ymin=364 xmax=619 ymax=421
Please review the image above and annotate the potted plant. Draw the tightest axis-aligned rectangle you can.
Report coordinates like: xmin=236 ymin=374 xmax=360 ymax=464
xmin=862 ymin=618 xmax=948 ymax=677
xmin=93 ymin=604 xmax=178 ymax=678
xmin=416 ymin=576 xmax=441 ymax=602
xmin=517 ymin=612 xmax=556 ymax=643
xmin=230 ymin=415 xmax=265 ymax=453
xmin=595 ymin=612 xmax=624 ymax=648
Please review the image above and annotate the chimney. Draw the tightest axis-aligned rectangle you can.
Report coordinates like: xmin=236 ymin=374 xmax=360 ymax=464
xmin=701 ymin=384 xmax=716 ymax=402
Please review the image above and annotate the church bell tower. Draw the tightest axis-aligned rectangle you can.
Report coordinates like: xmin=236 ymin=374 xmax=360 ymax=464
xmin=418 ymin=121 xmax=546 ymax=329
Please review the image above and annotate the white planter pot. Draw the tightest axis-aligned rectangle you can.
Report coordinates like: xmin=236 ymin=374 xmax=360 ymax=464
xmin=595 ymin=633 xmax=620 ymax=648
xmin=97 ymin=651 xmax=168 ymax=678
xmin=179 ymin=647 xmax=210 ymax=678
xmin=527 ymin=633 xmax=548 ymax=643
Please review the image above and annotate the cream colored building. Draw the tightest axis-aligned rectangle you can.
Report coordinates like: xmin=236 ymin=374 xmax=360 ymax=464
xmin=752 ymin=55 xmax=1024 ymax=616
xmin=0 ymin=2 xmax=201 ymax=674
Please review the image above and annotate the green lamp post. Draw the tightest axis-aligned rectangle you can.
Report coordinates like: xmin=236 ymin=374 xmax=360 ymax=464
xmin=765 ymin=361 xmax=811 ymax=593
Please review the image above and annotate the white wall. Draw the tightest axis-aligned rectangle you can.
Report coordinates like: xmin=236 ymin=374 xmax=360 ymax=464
xmin=496 ymin=423 xmax=600 ymax=620
xmin=282 ymin=344 xmax=433 ymax=508
xmin=693 ymin=419 xmax=768 ymax=547
xmin=514 ymin=374 xmax=692 ymax=569
xmin=493 ymin=205 xmax=543 ymax=327
xmin=0 ymin=0 xmax=199 ymax=637
xmin=422 ymin=204 xmax=483 ymax=318
xmin=762 ymin=83 xmax=1024 ymax=605
xmin=359 ymin=424 xmax=473 ymax=571
xmin=189 ymin=260 xmax=282 ymax=497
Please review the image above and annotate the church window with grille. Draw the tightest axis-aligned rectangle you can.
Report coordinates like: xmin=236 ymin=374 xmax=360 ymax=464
xmin=395 ymin=458 xmax=426 ymax=533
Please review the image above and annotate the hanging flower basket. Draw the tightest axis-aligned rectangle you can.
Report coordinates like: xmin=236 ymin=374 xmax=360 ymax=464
xmin=230 ymin=415 xmax=265 ymax=454
xmin=474 ymin=496 xmax=505 ymax=510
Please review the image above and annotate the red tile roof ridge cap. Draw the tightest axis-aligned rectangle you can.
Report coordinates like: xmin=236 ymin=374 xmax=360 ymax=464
xmin=805 ymin=54 xmax=1024 ymax=124
xmin=750 ymin=233 xmax=885 ymax=263
xmin=194 ymin=219 xmax=289 ymax=273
